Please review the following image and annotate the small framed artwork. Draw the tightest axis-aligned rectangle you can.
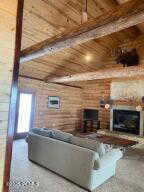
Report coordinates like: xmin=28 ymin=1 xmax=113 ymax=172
xmin=48 ymin=96 xmax=60 ymax=108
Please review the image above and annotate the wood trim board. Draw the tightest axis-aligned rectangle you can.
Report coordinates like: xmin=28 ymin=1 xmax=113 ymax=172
xmin=3 ymin=0 xmax=24 ymax=191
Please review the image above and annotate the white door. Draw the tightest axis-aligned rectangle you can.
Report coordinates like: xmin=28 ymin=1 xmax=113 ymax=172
xmin=17 ymin=92 xmax=34 ymax=135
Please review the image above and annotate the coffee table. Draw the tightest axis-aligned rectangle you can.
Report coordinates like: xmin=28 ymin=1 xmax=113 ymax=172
xmin=78 ymin=133 xmax=138 ymax=150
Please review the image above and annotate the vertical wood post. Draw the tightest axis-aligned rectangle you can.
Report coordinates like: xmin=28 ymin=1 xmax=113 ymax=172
xmin=3 ymin=0 xmax=24 ymax=191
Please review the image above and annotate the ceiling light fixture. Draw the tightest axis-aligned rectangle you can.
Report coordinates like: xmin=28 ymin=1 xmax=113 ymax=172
xmin=82 ymin=0 xmax=88 ymax=23
xmin=85 ymin=53 xmax=92 ymax=62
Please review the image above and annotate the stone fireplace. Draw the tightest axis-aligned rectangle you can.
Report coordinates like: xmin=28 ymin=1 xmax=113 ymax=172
xmin=110 ymin=106 xmax=144 ymax=136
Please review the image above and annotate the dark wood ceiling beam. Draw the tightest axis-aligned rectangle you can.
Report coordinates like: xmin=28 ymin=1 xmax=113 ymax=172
xmin=20 ymin=0 xmax=144 ymax=63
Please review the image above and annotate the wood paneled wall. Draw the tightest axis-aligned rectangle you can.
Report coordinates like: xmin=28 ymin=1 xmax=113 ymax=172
xmin=19 ymin=77 xmax=144 ymax=133
xmin=19 ymin=77 xmax=82 ymax=132
xmin=82 ymin=80 xmax=111 ymax=129
xmin=19 ymin=77 xmax=111 ymax=132
xmin=0 ymin=1 xmax=18 ymax=191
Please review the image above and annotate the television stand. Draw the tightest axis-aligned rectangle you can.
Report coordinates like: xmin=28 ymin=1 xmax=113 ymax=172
xmin=82 ymin=119 xmax=100 ymax=133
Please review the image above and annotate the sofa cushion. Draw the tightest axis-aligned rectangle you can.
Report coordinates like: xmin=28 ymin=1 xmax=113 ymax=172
xmin=51 ymin=130 xmax=73 ymax=142
xmin=30 ymin=128 xmax=53 ymax=137
xmin=71 ymin=136 xmax=106 ymax=157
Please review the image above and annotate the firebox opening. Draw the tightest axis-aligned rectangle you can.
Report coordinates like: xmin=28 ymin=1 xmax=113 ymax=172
xmin=113 ymin=109 xmax=140 ymax=135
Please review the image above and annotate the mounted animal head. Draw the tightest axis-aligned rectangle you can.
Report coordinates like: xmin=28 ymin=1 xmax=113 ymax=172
xmin=116 ymin=48 xmax=139 ymax=67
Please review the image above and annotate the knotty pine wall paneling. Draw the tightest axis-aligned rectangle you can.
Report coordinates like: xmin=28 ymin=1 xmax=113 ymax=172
xmin=82 ymin=80 xmax=111 ymax=129
xmin=19 ymin=77 xmax=83 ymax=132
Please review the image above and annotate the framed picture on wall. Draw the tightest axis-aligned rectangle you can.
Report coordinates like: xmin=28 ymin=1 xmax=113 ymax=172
xmin=48 ymin=96 xmax=60 ymax=108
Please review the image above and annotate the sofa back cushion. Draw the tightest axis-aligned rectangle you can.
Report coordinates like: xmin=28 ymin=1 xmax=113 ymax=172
xmin=30 ymin=128 xmax=73 ymax=143
xmin=71 ymin=136 xmax=106 ymax=157
xmin=51 ymin=130 xmax=73 ymax=143
xmin=30 ymin=128 xmax=53 ymax=137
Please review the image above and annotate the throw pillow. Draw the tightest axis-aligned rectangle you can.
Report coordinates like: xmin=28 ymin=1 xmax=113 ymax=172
xmin=104 ymin=144 xmax=113 ymax=153
xmin=71 ymin=136 xmax=106 ymax=157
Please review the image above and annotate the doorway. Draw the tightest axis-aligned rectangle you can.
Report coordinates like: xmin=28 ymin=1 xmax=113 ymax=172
xmin=15 ymin=92 xmax=35 ymax=139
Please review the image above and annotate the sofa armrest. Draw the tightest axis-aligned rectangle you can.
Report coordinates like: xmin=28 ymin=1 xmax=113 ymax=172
xmin=99 ymin=149 xmax=123 ymax=169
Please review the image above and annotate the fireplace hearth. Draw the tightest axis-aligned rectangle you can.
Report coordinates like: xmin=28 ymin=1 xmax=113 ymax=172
xmin=113 ymin=109 xmax=140 ymax=135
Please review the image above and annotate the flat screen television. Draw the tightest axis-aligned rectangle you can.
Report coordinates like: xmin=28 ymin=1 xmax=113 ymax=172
xmin=83 ymin=109 xmax=98 ymax=120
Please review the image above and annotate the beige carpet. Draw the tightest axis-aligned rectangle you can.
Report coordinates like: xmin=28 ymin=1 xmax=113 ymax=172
xmin=10 ymin=140 xmax=144 ymax=192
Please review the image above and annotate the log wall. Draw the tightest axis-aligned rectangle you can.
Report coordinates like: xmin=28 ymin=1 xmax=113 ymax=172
xmin=19 ymin=77 xmax=83 ymax=132
xmin=19 ymin=77 xmax=144 ymax=133
xmin=82 ymin=80 xmax=111 ymax=129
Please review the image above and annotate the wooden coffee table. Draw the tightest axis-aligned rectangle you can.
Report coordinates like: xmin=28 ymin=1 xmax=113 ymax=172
xmin=78 ymin=133 xmax=138 ymax=149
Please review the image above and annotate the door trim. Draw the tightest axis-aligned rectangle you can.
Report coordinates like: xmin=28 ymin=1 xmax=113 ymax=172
xmin=3 ymin=0 xmax=24 ymax=191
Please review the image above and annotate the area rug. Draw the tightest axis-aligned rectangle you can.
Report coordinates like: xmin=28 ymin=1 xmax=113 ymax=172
xmin=10 ymin=140 xmax=144 ymax=192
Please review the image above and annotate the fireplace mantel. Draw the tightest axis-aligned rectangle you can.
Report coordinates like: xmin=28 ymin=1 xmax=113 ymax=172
xmin=110 ymin=105 xmax=144 ymax=136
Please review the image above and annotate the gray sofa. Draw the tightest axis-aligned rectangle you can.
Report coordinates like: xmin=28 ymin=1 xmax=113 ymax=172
xmin=27 ymin=128 xmax=123 ymax=191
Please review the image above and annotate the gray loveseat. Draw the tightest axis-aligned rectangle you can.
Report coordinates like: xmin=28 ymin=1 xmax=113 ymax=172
xmin=27 ymin=128 xmax=123 ymax=191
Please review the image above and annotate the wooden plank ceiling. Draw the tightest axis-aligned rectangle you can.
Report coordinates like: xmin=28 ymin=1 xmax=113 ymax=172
xmin=20 ymin=0 xmax=144 ymax=82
